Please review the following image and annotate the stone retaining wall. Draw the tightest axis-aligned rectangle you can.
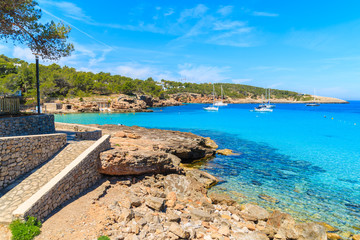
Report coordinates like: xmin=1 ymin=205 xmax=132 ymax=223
xmin=55 ymin=122 xmax=102 ymax=140
xmin=0 ymin=133 xmax=67 ymax=190
xmin=0 ymin=114 xmax=55 ymax=137
xmin=13 ymin=135 xmax=111 ymax=221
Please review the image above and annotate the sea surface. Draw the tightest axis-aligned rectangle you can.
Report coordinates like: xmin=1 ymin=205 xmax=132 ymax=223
xmin=55 ymin=102 xmax=360 ymax=235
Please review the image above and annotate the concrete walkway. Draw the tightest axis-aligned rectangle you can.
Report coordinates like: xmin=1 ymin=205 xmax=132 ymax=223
xmin=0 ymin=133 xmax=95 ymax=224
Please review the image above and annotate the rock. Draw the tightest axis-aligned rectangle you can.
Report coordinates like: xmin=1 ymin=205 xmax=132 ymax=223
xmin=167 ymin=211 xmax=181 ymax=223
xmin=204 ymin=137 xmax=218 ymax=149
xmin=185 ymin=169 xmax=219 ymax=189
xmin=316 ymin=222 xmax=339 ymax=232
xmin=99 ymin=149 xmax=182 ymax=175
xmin=145 ymin=197 xmax=165 ymax=211
xmin=208 ymin=192 xmax=237 ymax=206
xmin=266 ymin=210 xmax=298 ymax=239
xmin=218 ymin=226 xmax=230 ymax=236
xmin=127 ymin=133 xmax=141 ymax=139
xmin=258 ymin=194 xmax=280 ymax=204
xmin=166 ymin=191 xmax=177 ymax=208
xmin=353 ymin=235 xmax=360 ymax=240
xmin=240 ymin=203 xmax=269 ymax=221
xmin=295 ymin=223 xmax=327 ymax=240
xmin=119 ymin=209 xmax=134 ymax=222
xmin=190 ymin=209 xmax=213 ymax=222
xmin=169 ymin=223 xmax=190 ymax=239
xmin=96 ymin=124 xmax=217 ymax=162
xmin=233 ymin=231 xmax=269 ymax=240
xmin=326 ymin=233 xmax=342 ymax=240
xmin=130 ymin=196 xmax=142 ymax=208
xmin=114 ymin=131 xmax=127 ymax=138
xmin=216 ymin=149 xmax=237 ymax=156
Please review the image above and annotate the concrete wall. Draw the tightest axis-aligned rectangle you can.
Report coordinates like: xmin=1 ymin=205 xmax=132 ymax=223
xmin=0 ymin=133 xmax=67 ymax=190
xmin=55 ymin=122 xmax=102 ymax=140
xmin=13 ymin=135 xmax=111 ymax=221
xmin=0 ymin=114 xmax=55 ymax=137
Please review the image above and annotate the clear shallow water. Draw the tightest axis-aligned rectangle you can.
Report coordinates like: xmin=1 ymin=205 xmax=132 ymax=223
xmin=55 ymin=102 xmax=360 ymax=234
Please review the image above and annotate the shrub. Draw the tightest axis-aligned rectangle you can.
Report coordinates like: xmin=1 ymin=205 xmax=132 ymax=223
xmin=9 ymin=216 xmax=42 ymax=240
xmin=98 ymin=236 xmax=110 ymax=240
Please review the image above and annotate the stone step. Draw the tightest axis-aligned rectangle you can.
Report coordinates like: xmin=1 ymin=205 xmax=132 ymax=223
xmin=0 ymin=139 xmax=95 ymax=224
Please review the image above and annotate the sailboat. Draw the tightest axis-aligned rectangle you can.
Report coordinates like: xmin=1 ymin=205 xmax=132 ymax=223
xmin=204 ymin=84 xmax=219 ymax=111
xmin=265 ymin=88 xmax=275 ymax=108
xmin=214 ymin=85 xmax=228 ymax=106
xmin=253 ymin=93 xmax=273 ymax=112
xmin=306 ymin=89 xmax=320 ymax=106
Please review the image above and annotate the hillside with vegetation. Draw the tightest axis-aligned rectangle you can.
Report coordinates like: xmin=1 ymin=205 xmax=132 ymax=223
xmin=0 ymin=54 xmax=311 ymax=103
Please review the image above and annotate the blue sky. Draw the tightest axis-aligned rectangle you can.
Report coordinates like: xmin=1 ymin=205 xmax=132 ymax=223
xmin=1 ymin=0 xmax=360 ymax=99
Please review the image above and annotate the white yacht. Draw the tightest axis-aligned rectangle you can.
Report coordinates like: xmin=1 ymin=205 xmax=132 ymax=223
xmin=253 ymin=106 xmax=273 ymax=112
xmin=214 ymin=85 xmax=228 ymax=106
xmin=204 ymin=84 xmax=219 ymax=111
xmin=306 ymin=89 xmax=320 ymax=106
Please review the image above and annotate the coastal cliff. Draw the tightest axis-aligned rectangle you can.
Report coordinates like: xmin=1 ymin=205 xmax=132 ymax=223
xmin=171 ymin=92 xmax=347 ymax=104
xmin=33 ymin=124 xmax=342 ymax=240
xmin=43 ymin=92 xmax=347 ymax=114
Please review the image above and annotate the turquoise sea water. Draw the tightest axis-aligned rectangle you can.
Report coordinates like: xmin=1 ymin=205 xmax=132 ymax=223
xmin=55 ymin=102 xmax=360 ymax=234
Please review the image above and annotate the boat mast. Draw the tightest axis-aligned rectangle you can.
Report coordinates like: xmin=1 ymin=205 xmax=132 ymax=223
xmin=213 ymin=84 xmax=215 ymax=106
xmin=268 ymin=88 xmax=271 ymax=104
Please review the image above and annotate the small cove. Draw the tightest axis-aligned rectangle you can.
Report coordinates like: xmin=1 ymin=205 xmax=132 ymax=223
xmin=55 ymin=102 xmax=360 ymax=235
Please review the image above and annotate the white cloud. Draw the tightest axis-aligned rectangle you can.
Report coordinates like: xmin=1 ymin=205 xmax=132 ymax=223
xmin=250 ymin=66 xmax=294 ymax=72
xmin=178 ymin=4 xmax=208 ymax=22
xmin=232 ymin=79 xmax=252 ymax=84
xmin=217 ymin=6 xmax=233 ymax=16
xmin=253 ymin=11 xmax=279 ymax=17
xmin=114 ymin=63 xmax=175 ymax=81
xmin=178 ymin=63 xmax=229 ymax=83
xmin=13 ymin=47 xmax=34 ymax=62
xmin=0 ymin=45 xmax=7 ymax=51
xmin=164 ymin=8 xmax=175 ymax=16
xmin=213 ymin=20 xmax=245 ymax=30
xmin=39 ymin=0 xmax=92 ymax=22
xmin=207 ymin=27 xmax=254 ymax=47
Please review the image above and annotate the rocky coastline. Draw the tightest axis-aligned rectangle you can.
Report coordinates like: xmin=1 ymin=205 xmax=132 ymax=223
xmin=42 ymin=93 xmax=347 ymax=114
xmin=171 ymin=93 xmax=348 ymax=104
xmin=33 ymin=124 xmax=357 ymax=240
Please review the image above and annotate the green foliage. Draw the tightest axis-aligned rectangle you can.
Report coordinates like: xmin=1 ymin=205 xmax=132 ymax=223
xmin=9 ymin=216 xmax=42 ymax=240
xmin=98 ymin=236 xmax=110 ymax=240
xmin=0 ymin=0 xmax=73 ymax=60
xmin=0 ymin=54 xmax=307 ymax=102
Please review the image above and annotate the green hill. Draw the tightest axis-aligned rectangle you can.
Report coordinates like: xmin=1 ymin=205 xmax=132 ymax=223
xmin=0 ymin=54 xmax=310 ymax=102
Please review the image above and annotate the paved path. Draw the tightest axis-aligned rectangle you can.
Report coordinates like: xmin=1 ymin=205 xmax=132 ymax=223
xmin=0 ymin=134 xmax=95 ymax=223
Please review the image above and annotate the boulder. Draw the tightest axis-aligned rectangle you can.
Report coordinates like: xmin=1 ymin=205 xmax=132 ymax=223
xmin=316 ymin=222 xmax=339 ymax=232
xmin=233 ymin=231 xmax=269 ymax=240
xmin=326 ymin=233 xmax=342 ymax=240
xmin=98 ymin=149 xmax=182 ymax=175
xmin=169 ymin=223 xmax=190 ymax=239
xmin=145 ymin=197 xmax=165 ymax=211
xmin=129 ymin=196 xmax=142 ymax=208
xmin=295 ymin=223 xmax=327 ymax=240
xmin=208 ymin=192 xmax=237 ymax=206
xmin=190 ymin=209 xmax=213 ymax=222
xmin=266 ymin=210 xmax=298 ymax=239
xmin=204 ymin=137 xmax=218 ymax=149
xmin=166 ymin=191 xmax=177 ymax=208
xmin=240 ymin=203 xmax=269 ymax=221
xmin=216 ymin=149 xmax=236 ymax=155
xmin=96 ymin=125 xmax=217 ymax=162
xmin=167 ymin=211 xmax=181 ymax=223
xmin=353 ymin=235 xmax=360 ymax=240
